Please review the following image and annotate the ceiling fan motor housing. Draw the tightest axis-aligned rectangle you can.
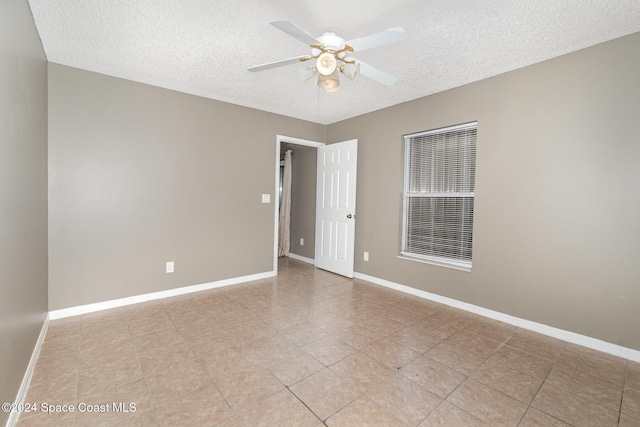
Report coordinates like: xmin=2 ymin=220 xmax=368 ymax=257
xmin=317 ymin=32 xmax=345 ymax=52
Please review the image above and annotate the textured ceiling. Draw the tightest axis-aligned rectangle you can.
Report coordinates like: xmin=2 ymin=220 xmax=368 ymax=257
xmin=29 ymin=0 xmax=640 ymax=125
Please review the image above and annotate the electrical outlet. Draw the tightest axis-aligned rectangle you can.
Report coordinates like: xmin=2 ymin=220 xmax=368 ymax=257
xmin=261 ymin=194 xmax=270 ymax=203
xmin=166 ymin=261 xmax=174 ymax=273
xmin=363 ymin=252 xmax=369 ymax=261
xmin=300 ymin=238 xmax=304 ymax=246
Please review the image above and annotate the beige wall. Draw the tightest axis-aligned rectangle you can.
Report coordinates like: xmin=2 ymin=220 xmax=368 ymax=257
xmin=281 ymin=142 xmax=317 ymax=260
xmin=328 ymin=32 xmax=640 ymax=351
xmin=48 ymin=64 xmax=325 ymax=310
xmin=0 ymin=0 xmax=48 ymax=421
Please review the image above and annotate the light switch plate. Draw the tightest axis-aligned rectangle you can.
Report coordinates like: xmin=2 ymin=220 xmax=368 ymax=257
xmin=261 ymin=194 xmax=270 ymax=203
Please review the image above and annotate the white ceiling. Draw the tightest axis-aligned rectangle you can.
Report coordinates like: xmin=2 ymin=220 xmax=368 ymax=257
xmin=28 ymin=0 xmax=640 ymax=125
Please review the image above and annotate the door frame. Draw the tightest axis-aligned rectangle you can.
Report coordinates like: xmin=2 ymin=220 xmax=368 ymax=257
xmin=273 ymin=135 xmax=325 ymax=274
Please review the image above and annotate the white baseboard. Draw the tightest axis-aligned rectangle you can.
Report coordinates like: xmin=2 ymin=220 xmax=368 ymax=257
xmin=354 ymin=272 xmax=640 ymax=363
xmin=6 ymin=314 xmax=49 ymax=427
xmin=49 ymin=271 xmax=276 ymax=319
xmin=288 ymin=253 xmax=315 ymax=265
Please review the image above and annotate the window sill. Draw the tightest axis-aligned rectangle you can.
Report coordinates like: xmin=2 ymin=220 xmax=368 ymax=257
xmin=397 ymin=254 xmax=472 ymax=272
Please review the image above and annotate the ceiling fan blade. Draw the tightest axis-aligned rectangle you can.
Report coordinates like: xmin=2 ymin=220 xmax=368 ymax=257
xmin=248 ymin=56 xmax=306 ymax=72
xmin=271 ymin=21 xmax=318 ymax=46
xmin=347 ymin=27 xmax=407 ymax=52
xmin=358 ymin=61 xmax=398 ymax=86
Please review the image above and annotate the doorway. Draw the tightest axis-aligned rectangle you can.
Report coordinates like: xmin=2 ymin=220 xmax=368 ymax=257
xmin=273 ymin=136 xmax=325 ymax=274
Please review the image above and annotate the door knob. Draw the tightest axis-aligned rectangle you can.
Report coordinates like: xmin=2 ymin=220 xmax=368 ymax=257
xmin=347 ymin=214 xmax=353 ymax=219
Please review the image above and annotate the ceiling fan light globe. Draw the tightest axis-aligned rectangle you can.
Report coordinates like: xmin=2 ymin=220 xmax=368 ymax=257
xmin=316 ymin=52 xmax=337 ymax=75
xmin=317 ymin=71 xmax=339 ymax=92
xmin=299 ymin=65 xmax=316 ymax=82
xmin=340 ymin=62 xmax=360 ymax=81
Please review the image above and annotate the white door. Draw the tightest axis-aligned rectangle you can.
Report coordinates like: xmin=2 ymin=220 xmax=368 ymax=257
xmin=314 ymin=139 xmax=358 ymax=277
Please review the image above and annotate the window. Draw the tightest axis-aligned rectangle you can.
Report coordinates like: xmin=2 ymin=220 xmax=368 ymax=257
xmin=401 ymin=122 xmax=477 ymax=271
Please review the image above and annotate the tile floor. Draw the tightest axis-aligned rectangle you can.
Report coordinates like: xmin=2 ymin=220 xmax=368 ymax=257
xmin=15 ymin=258 xmax=640 ymax=426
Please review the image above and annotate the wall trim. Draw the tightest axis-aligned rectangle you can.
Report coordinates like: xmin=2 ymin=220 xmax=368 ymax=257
xmin=49 ymin=271 xmax=275 ymax=319
xmin=6 ymin=314 xmax=49 ymax=427
xmin=354 ymin=272 xmax=640 ymax=363
xmin=288 ymin=253 xmax=315 ymax=265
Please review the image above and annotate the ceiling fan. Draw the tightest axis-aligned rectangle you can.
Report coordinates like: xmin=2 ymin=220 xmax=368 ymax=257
xmin=248 ymin=21 xmax=408 ymax=92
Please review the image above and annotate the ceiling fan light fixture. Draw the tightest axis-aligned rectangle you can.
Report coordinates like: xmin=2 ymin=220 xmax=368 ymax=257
xmin=317 ymin=71 xmax=340 ymax=92
xmin=299 ymin=65 xmax=316 ymax=82
xmin=340 ymin=61 xmax=360 ymax=81
xmin=316 ymin=52 xmax=337 ymax=75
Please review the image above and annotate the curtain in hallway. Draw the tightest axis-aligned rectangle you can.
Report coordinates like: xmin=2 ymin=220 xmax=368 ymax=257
xmin=278 ymin=149 xmax=292 ymax=257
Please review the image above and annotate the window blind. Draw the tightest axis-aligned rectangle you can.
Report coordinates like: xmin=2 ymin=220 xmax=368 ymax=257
xmin=402 ymin=122 xmax=477 ymax=268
